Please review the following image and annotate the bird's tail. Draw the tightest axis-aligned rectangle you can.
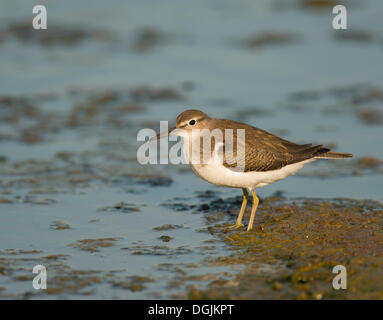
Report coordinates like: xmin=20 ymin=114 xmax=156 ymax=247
xmin=314 ymin=151 xmax=353 ymax=159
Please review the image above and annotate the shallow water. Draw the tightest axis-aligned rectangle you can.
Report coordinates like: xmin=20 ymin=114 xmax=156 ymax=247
xmin=0 ymin=0 xmax=383 ymax=299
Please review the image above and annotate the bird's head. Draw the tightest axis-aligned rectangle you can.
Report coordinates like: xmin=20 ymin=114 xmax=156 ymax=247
xmin=175 ymin=109 xmax=208 ymax=131
xmin=153 ymin=109 xmax=209 ymax=140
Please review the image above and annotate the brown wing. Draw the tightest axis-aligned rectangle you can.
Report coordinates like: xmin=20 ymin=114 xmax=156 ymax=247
xmin=209 ymin=119 xmax=329 ymax=172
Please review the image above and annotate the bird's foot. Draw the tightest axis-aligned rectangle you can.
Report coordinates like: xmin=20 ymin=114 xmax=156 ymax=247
xmin=226 ymin=223 xmax=245 ymax=230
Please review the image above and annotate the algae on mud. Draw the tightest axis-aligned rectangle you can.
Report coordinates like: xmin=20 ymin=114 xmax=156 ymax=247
xmin=181 ymin=196 xmax=383 ymax=299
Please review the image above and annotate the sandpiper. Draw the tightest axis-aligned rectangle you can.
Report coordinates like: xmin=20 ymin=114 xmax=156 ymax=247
xmin=154 ymin=109 xmax=352 ymax=231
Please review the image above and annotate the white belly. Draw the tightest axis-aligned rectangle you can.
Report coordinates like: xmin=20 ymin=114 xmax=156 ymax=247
xmin=189 ymin=159 xmax=314 ymax=189
xmin=180 ymin=133 xmax=313 ymax=189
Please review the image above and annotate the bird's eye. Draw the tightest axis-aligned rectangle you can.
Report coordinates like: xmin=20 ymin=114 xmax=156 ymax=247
xmin=189 ymin=119 xmax=196 ymax=125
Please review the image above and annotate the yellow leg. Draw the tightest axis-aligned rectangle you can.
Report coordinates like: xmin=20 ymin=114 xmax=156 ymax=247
xmin=247 ymin=189 xmax=259 ymax=231
xmin=234 ymin=188 xmax=249 ymax=228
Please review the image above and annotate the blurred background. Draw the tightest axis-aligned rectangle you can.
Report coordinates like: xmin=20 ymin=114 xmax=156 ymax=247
xmin=0 ymin=0 xmax=383 ymax=299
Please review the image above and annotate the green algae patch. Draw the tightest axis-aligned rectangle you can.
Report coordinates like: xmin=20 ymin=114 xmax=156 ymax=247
xmin=122 ymin=244 xmax=191 ymax=256
xmin=191 ymin=197 xmax=383 ymax=299
xmin=112 ymin=275 xmax=154 ymax=292
xmin=158 ymin=235 xmax=173 ymax=242
xmin=99 ymin=202 xmax=141 ymax=213
xmin=69 ymin=238 xmax=120 ymax=253
xmin=152 ymin=224 xmax=183 ymax=231
xmin=50 ymin=221 xmax=71 ymax=230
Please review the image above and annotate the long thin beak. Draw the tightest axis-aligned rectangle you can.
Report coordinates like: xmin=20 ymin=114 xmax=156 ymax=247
xmin=150 ymin=127 xmax=176 ymax=141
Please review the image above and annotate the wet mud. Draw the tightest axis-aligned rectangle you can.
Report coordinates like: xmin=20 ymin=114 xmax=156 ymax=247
xmin=178 ymin=195 xmax=383 ymax=299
